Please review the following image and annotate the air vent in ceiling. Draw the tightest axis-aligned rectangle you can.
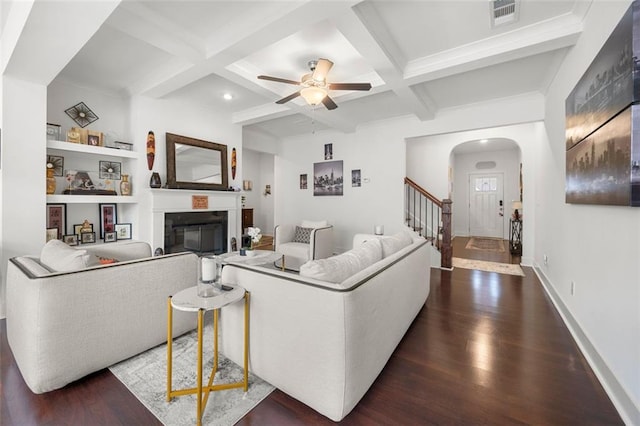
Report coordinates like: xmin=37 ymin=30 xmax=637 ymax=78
xmin=491 ymin=0 xmax=518 ymax=27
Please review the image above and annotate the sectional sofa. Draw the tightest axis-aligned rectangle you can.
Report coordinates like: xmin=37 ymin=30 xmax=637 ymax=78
xmin=219 ymin=230 xmax=431 ymax=421
xmin=6 ymin=240 xmax=198 ymax=393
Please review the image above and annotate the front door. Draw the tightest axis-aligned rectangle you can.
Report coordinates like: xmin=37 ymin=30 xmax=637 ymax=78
xmin=469 ymin=173 xmax=504 ymax=238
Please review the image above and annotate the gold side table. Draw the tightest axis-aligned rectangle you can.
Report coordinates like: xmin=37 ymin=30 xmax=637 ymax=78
xmin=167 ymin=285 xmax=250 ymax=426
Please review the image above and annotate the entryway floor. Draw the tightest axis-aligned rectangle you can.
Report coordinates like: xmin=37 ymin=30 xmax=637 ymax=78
xmin=453 ymin=236 xmax=521 ymax=264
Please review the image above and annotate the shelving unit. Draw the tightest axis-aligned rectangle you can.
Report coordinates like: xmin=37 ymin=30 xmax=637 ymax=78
xmin=46 ymin=139 xmax=141 ymax=240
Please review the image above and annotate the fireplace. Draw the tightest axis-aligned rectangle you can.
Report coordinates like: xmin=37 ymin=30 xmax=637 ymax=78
xmin=164 ymin=211 xmax=228 ymax=254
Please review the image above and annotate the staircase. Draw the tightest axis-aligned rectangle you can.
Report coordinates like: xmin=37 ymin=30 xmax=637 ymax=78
xmin=404 ymin=177 xmax=452 ymax=269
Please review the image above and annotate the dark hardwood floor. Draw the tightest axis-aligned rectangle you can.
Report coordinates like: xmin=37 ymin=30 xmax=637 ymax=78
xmin=1 ymin=237 xmax=622 ymax=425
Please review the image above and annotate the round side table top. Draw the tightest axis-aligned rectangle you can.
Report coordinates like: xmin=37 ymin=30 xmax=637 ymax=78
xmin=171 ymin=285 xmax=245 ymax=312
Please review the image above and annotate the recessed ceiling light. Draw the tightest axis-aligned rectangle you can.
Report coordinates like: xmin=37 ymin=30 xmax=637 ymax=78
xmin=480 ymin=139 xmax=488 ymax=144
xmin=223 ymin=93 xmax=233 ymax=101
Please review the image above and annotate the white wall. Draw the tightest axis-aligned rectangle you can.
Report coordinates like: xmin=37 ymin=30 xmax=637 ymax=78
xmin=537 ymin=1 xmax=640 ymax=423
xmin=1 ymin=76 xmax=47 ymax=318
xmin=130 ymin=95 xmax=243 ymax=244
xmin=453 ymin=147 xmax=521 ymax=238
xmin=275 ymin=120 xmax=407 ymax=253
xmin=242 ymin=148 xmax=274 ymax=235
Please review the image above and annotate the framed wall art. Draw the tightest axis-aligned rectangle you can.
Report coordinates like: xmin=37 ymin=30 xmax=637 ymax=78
xmin=300 ymin=174 xmax=308 ymax=189
xmin=99 ymin=203 xmax=117 ymax=238
xmin=47 ymin=155 xmax=64 ymax=176
xmin=46 ymin=203 xmax=67 ymax=239
xmin=104 ymin=231 xmax=117 ymax=243
xmin=352 ymin=169 xmax=361 ymax=187
xmin=99 ymin=161 xmax=121 ymax=180
xmin=115 ymin=223 xmax=132 ymax=240
xmin=313 ymin=160 xmax=343 ymax=196
xmin=324 ymin=143 xmax=333 ymax=160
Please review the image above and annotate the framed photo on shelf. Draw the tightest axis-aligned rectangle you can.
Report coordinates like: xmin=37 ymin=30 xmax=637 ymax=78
xmin=99 ymin=161 xmax=121 ymax=180
xmin=99 ymin=203 xmax=117 ymax=239
xmin=80 ymin=232 xmax=96 ymax=244
xmin=46 ymin=228 xmax=58 ymax=242
xmin=46 ymin=203 xmax=67 ymax=239
xmin=46 ymin=123 xmax=61 ymax=140
xmin=104 ymin=231 xmax=117 ymax=243
xmin=115 ymin=223 xmax=132 ymax=240
xmin=114 ymin=141 xmax=133 ymax=151
xmin=47 ymin=155 xmax=64 ymax=176
xmin=87 ymin=130 xmax=103 ymax=146
xmin=74 ymin=222 xmax=93 ymax=235
xmin=62 ymin=234 xmax=79 ymax=246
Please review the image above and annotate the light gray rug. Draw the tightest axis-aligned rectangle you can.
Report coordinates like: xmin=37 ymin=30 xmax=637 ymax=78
xmin=109 ymin=322 xmax=274 ymax=425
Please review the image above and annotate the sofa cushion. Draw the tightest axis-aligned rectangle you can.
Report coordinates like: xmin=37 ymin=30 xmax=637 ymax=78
xmin=300 ymin=238 xmax=382 ymax=283
xmin=301 ymin=220 xmax=328 ymax=229
xmin=40 ymin=240 xmax=97 ymax=272
xmin=380 ymin=231 xmax=414 ymax=257
xmin=292 ymin=226 xmax=313 ymax=244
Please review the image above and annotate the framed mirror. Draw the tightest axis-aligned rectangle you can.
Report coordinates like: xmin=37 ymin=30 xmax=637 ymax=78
xmin=166 ymin=133 xmax=228 ymax=190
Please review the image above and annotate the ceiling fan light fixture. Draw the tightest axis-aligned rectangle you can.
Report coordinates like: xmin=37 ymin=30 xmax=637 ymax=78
xmin=300 ymin=86 xmax=327 ymax=105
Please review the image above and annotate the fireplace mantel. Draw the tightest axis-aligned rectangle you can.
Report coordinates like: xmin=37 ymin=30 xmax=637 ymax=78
xmin=149 ymin=189 xmax=241 ymax=253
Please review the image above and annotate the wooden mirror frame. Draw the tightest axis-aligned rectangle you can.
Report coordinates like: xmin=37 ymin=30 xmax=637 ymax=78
xmin=166 ymin=133 xmax=228 ymax=190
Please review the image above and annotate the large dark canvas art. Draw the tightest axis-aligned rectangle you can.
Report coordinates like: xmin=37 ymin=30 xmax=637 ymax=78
xmin=565 ymin=0 xmax=640 ymax=206
xmin=314 ymin=160 xmax=343 ymax=196
xmin=565 ymin=2 xmax=639 ymax=150
xmin=566 ymin=105 xmax=638 ymax=205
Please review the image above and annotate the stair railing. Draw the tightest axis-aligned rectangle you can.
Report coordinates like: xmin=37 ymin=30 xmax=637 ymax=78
xmin=404 ymin=177 xmax=452 ymax=269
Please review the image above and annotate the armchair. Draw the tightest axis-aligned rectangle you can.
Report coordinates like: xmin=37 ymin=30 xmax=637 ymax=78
xmin=274 ymin=220 xmax=333 ymax=262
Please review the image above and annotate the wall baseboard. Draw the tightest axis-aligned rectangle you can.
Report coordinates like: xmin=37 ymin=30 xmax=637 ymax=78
xmin=533 ymin=265 xmax=639 ymax=426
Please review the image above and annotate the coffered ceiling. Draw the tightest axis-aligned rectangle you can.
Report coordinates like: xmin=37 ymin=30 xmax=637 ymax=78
xmin=51 ymin=1 xmax=589 ymax=139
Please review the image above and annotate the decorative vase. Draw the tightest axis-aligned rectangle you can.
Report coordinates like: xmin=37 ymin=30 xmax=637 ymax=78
xmin=120 ymin=174 xmax=131 ymax=196
xmin=146 ymin=131 xmax=155 ymax=170
xmin=46 ymin=167 xmax=56 ymax=194
xmin=149 ymin=172 xmax=161 ymax=188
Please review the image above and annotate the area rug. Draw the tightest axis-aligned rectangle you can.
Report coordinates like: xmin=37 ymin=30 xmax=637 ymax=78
xmin=109 ymin=323 xmax=274 ymax=425
xmin=465 ymin=237 xmax=505 ymax=252
xmin=452 ymin=257 xmax=525 ymax=276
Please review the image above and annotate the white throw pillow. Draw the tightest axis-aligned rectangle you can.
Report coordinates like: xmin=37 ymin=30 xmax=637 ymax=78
xmin=380 ymin=231 xmax=415 ymax=258
xmin=40 ymin=240 xmax=95 ymax=272
xmin=300 ymin=239 xmax=382 ymax=283
xmin=301 ymin=220 xmax=328 ymax=229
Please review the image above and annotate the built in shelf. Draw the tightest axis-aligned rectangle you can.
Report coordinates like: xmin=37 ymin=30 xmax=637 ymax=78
xmin=47 ymin=194 xmax=139 ymax=204
xmin=47 ymin=140 xmax=140 ymax=159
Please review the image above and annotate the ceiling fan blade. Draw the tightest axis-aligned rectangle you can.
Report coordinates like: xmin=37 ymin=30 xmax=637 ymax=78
xmin=312 ymin=58 xmax=334 ymax=82
xmin=322 ymin=95 xmax=338 ymax=110
xmin=329 ymin=82 xmax=372 ymax=91
xmin=276 ymin=91 xmax=301 ymax=104
xmin=258 ymin=75 xmax=301 ymax=85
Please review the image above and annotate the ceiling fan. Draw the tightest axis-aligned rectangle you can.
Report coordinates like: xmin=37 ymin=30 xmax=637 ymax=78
xmin=258 ymin=58 xmax=372 ymax=110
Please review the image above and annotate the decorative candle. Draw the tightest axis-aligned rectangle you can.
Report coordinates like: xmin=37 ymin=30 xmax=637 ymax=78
xmin=201 ymin=257 xmax=216 ymax=282
xmin=374 ymin=225 xmax=384 ymax=235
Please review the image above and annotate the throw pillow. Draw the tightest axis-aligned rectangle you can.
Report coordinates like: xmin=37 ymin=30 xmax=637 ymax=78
xmin=301 ymin=220 xmax=328 ymax=229
xmin=40 ymin=239 xmax=94 ymax=272
xmin=292 ymin=226 xmax=313 ymax=244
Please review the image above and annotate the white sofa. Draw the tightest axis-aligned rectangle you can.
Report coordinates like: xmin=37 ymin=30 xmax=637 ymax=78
xmin=6 ymin=240 xmax=198 ymax=393
xmin=274 ymin=220 xmax=334 ymax=261
xmin=220 ymin=230 xmax=430 ymax=421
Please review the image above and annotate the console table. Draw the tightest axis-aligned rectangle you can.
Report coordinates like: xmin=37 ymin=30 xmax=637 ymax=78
xmin=509 ymin=219 xmax=522 ymax=255
xmin=167 ymin=285 xmax=249 ymax=426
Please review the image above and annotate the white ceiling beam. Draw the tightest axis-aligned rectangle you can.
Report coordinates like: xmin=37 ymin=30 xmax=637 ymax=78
xmin=106 ymin=3 xmax=205 ymax=63
xmin=404 ymin=14 xmax=583 ymax=85
xmin=335 ymin=4 xmax=435 ymax=121
xmin=134 ymin=1 xmax=359 ymax=100
xmin=3 ymin=0 xmax=121 ymax=85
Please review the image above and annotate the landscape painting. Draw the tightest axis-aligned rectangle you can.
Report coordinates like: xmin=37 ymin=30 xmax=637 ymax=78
xmin=314 ymin=160 xmax=343 ymax=196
